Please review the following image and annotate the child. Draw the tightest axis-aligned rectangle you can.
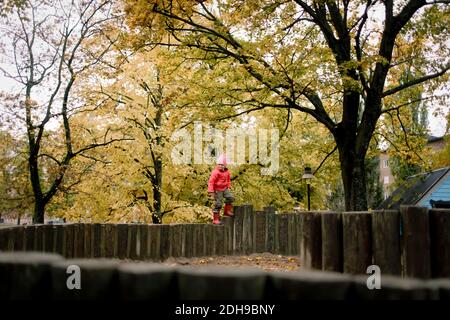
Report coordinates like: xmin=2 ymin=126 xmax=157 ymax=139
xmin=208 ymin=154 xmax=234 ymax=225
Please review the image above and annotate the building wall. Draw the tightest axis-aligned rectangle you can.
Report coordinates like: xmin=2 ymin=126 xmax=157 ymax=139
xmin=379 ymin=136 xmax=448 ymax=200
xmin=418 ymin=171 xmax=450 ymax=208
xmin=379 ymin=151 xmax=395 ymax=200
xmin=427 ymin=139 xmax=446 ymax=153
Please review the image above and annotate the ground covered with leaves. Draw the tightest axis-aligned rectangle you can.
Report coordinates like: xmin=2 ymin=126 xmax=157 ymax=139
xmin=162 ymin=253 xmax=300 ymax=272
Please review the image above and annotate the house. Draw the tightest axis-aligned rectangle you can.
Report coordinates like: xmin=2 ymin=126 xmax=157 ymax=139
xmin=378 ymin=166 xmax=450 ymax=209
xmin=379 ymin=135 xmax=448 ymax=200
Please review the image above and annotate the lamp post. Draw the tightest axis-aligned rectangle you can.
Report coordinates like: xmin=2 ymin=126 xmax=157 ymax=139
xmin=302 ymin=167 xmax=315 ymax=211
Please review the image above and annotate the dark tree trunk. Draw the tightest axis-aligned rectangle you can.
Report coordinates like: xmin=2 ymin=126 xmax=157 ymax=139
xmin=29 ymin=152 xmax=46 ymax=223
xmin=151 ymin=158 xmax=163 ymax=224
xmin=338 ymin=148 xmax=368 ymax=211
xmin=150 ymin=96 xmax=164 ymax=224
xmin=32 ymin=200 xmax=46 ymax=224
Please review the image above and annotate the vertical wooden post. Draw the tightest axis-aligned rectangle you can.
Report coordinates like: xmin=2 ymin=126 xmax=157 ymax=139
xmin=287 ymin=213 xmax=297 ymax=255
xmin=264 ymin=206 xmax=276 ymax=253
xmin=233 ymin=206 xmax=244 ymax=255
xmin=171 ymin=224 xmax=184 ymax=258
xmin=372 ymin=210 xmax=401 ymax=276
xmin=401 ymin=206 xmax=431 ymax=278
xmin=160 ymin=224 xmax=171 ymax=261
xmin=214 ymin=223 xmax=225 ymax=256
xmin=104 ymin=224 xmax=116 ymax=258
xmin=139 ymin=224 xmax=149 ymax=260
xmin=73 ymin=224 xmax=85 ymax=258
xmin=299 ymin=212 xmax=322 ymax=270
xmin=278 ymin=214 xmax=289 ymax=255
xmin=321 ymin=212 xmax=343 ymax=272
xmin=193 ymin=224 xmax=206 ymax=257
xmin=65 ymin=224 xmax=74 ymax=258
xmin=184 ymin=224 xmax=195 ymax=258
xmin=34 ymin=225 xmax=44 ymax=252
xmin=429 ymin=209 xmax=450 ymax=278
xmin=92 ymin=224 xmax=103 ymax=258
xmin=43 ymin=225 xmax=54 ymax=253
xmin=254 ymin=211 xmax=266 ymax=253
xmin=117 ymin=224 xmax=128 ymax=259
xmin=342 ymin=212 xmax=372 ymax=274
xmin=24 ymin=225 xmax=35 ymax=251
xmin=242 ymin=205 xmax=253 ymax=254
xmin=148 ymin=224 xmax=161 ymax=261
xmin=222 ymin=217 xmax=233 ymax=255
xmin=0 ymin=227 xmax=9 ymax=250
xmin=129 ymin=224 xmax=139 ymax=260
xmin=54 ymin=225 xmax=64 ymax=256
xmin=13 ymin=227 xmax=24 ymax=251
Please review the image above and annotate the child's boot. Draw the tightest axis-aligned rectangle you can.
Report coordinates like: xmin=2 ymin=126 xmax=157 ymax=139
xmin=212 ymin=210 xmax=222 ymax=225
xmin=224 ymin=203 xmax=233 ymax=217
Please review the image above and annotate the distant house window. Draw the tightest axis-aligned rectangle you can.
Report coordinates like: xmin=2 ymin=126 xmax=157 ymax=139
xmin=382 ymin=160 xmax=389 ymax=168
xmin=383 ymin=176 xmax=389 ymax=184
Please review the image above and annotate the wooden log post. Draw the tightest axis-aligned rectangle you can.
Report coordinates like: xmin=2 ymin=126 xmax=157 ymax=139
xmin=129 ymin=224 xmax=139 ymax=260
xmin=342 ymin=212 xmax=372 ymax=275
xmin=24 ymin=225 xmax=36 ymax=251
xmin=183 ymin=224 xmax=195 ymax=259
xmin=92 ymin=224 xmax=104 ymax=258
xmin=233 ymin=206 xmax=244 ymax=255
xmin=53 ymin=224 xmax=66 ymax=257
xmin=83 ymin=223 xmax=93 ymax=258
xmin=429 ymin=209 xmax=450 ymax=278
xmin=277 ymin=214 xmax=289 ymax=255
xmin=148 ymin=225 xmax=161 ymax=261
xmin=295 ymin=212 xmax=303 ymax=255
xmin=34 ymin=225 xmax=44 ymax=252
xmin=204 ymin=224 xmax=215 ymax=257
xmin=214 ymin=223 xmax=225 ymax=256
xmin=401 ymin=206 xmax=431 ymax=279
xmin=287 ymin=213 xmax=297 ymax=255
xmin=273 ymin=213 xmax=280 ymax=254
xmin=104 ymin=224 xmax=117 ymax=259
xmin=160 ymin=224 xmax=171 ymax=261
xmin=170 ymin=224 xmax=184 ymax=258
xmin=43 ymin=225 xmax=54 ymax=253
xmin=5 ymin=228 xmax=16 ymax=251
xmin=193 ymin=224 xmax=206 ymax=258
xmin=372 ymin=210 xmax=401 ymax=276
xmin=222 ymin=217 xmax=233 ymax=255
xmin=321 ymin=212 xmax=343 ymax=272
xmin=117 ymin=224 xmax=128 ymax=260
xmin=264 ymin=206 xmax=276 ymax=253
xmin=73 ymin=224 xmax=85 ymax=258
xmin=13 ymin=227 xmax=25 ymax=251
xmin=0 ymin=227 xmax=10 ymax=251
xmin=138 ymin=224 xmax=149 ymax=260
xmin=299 ymin=212 xmax=322 ymax=270
xmin=64 ymin=224 xmax=75 ymax=258
xmin=254 ymin=211 xmax=266 ymax=253
xmin=242 ymin=205 xmax=253 ymax=254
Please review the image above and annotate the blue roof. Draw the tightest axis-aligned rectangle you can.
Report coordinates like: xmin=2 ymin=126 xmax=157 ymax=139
xmin=378 ymin=166 xmax=450 ymax=210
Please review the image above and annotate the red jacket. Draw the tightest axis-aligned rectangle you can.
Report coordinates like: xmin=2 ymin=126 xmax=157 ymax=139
xmin=208 ymin=166 xmax=231 ymax=192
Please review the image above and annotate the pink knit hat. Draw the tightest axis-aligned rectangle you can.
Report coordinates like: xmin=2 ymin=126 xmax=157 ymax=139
xmin=216 ymin=154 xmax=228 ymax=166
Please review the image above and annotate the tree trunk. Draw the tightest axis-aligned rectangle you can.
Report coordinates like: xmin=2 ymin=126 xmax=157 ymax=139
xmin=32 ymin=199 xmax=46 ymax=224
xmin=338 ymin=148 xmax=368 ymax=211
xmin=151 ymin=159 xmax=163 ymax=224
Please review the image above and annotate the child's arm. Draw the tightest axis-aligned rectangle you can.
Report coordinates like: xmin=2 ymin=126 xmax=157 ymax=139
xmin=227 ymin=171 xmax=231 ymax=189
xmin=208 ymin=171 xmax=217 ymax=193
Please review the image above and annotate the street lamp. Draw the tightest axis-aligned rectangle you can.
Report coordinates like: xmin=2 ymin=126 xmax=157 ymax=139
xmin=302 ymin=167 xmax=315 ymax=211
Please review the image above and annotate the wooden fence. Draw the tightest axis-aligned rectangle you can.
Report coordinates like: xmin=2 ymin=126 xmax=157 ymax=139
xmin=0 ymin=205 xmax=449 ymax=278
xmin=1 ymin=251 xmax=450 ymax=300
